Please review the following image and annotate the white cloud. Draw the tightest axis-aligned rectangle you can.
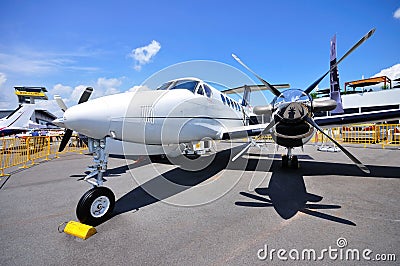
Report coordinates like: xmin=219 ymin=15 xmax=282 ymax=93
xmin=394 ymin=8 xmax=400 ymax=19
xmin=94 ymin=77 xmax=123 ymax=97
xmin=0 ymin=72 xmax=6 ymax=87
xmin=0 ymin=73 xmax=18 ymax=109
xmin=96 ymin=77 xmax=122 ymax=90
xmin=128 ymin=40 xmax=161 ymax=71
xmin=372 ymin=64 xmax=400 ymax=80
xmin=0 ymin=49 xmax=99 ymax=75
xmin=52 ymin=84 xmax=73 ymax=97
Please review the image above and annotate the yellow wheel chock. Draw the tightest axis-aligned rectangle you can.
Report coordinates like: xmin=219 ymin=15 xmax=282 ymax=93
xmin=58 ymin=221 xmax=96 ymax=240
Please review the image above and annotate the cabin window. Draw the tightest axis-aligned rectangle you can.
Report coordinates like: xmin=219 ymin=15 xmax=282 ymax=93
xmin=220 ymin=94 xmax=226 ymax=104
xmin=169 ymin=80 xmax=199 ymax=93
xmin=204 ymin=84 xmax=212 ymax=98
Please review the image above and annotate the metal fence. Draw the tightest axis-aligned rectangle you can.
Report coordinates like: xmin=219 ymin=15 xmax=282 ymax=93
xmin=313 ymin=124 xmax=400 ymax=148
xmin=0 ymin=135 xmax=87 ymax=177
xmin=1 ymin=124 xmax=399 ymax=177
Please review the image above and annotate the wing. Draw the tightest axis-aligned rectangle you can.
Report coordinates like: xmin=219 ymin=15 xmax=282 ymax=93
xmin=315 ymin=109 xmax=400 ymax=128
xmin=221 ymin=84 xmax=290 ymax=95
xmin=220 ymin=123 xmax=270 ymax=140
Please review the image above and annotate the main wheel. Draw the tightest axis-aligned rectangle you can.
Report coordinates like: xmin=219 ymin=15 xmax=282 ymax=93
xmin=290 ymin=155 xmax=299 ymax=169
xmin=76 ymin=187 xmax=115 ymax=226
xmin=282 ymin=155 xmax=289 ymax=168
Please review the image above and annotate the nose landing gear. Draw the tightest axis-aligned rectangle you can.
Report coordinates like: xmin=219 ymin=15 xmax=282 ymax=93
xmin=281 ymin=148 xmax=299 ymax=169
xmin=76 ymin=138 xmax=115 ymax=226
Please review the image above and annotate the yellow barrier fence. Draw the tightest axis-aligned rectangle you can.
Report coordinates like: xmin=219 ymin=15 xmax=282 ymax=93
xmin=312 ymin=124 xmax=400 ymax=148
xmin=0 ymin=135 xmax=87 ymax=177
xmin=1 ymin=124 xmax=399 ymax=177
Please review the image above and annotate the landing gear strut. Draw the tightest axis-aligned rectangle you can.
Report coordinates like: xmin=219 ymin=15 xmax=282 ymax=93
xmin=76 ymin=138 xmax=115 ymax=225
xmin=282 ymin=148 xmax=299 ymax=169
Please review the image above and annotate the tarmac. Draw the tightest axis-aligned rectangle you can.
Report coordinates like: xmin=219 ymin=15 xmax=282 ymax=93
xmin=0 ymin=142 xmax=399 ymax=265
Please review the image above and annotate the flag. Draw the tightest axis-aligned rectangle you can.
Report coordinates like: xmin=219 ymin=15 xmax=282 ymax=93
xmin=330 ymin=34 xmax=344 ymax=114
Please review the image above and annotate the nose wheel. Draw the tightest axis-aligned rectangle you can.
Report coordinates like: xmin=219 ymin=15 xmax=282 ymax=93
xmin=76 ymin=187 xmax=115 ymax=226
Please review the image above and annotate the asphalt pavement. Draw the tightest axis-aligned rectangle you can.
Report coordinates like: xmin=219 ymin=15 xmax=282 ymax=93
xmin=0 ymin=142 xmax=399 ymax=265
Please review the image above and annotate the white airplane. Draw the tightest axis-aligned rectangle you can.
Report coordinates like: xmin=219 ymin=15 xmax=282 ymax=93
xmin=0 ymin=104 xmax=36 ymax=137
xmin=54 ymin=28 xmax=400 ymax=225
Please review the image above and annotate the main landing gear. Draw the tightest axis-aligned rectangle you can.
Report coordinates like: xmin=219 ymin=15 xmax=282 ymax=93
xmin=281 ymin=147 xmax=299 ymax=169
xmin=76 ymin=138 xmax=115 ymax=225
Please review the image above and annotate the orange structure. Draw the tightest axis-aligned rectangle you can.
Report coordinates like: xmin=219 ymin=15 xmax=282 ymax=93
xmin=344 ymin=76 xmax=391 ymax=92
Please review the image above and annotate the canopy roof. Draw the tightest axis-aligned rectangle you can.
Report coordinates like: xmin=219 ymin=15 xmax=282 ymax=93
xmin=344 ymin=76 xmax=391 ymax=91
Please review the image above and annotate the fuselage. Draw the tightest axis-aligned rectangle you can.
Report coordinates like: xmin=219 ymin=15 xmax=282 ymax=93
xmin=63 ymin=78 xmax=246 ymax=145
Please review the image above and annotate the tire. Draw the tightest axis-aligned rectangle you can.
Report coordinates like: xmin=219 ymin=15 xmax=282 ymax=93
xmin=183 ymin=154 xmax=200 ymax=160
xmin=76 ymin=187 xmax=115 ymax=226
xmin=282 ymin=155 xmax=289 ymax=168
xmin=291 ymin=155 xmax=299 ymax=169
xmin=149 ymin=154 xmax=170 ymax=163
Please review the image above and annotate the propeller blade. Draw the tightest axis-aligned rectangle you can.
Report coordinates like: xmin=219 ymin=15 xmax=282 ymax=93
xmin=54 ymin=95 xmax=68 ymax=112
xmin=304 ymin=28 xmax=375 ymax=94
xmin=58 ymin=129 xmax=73 ymax=152
xmin=232 ymin=54 xmax=281 ymax=97
xmin=232 ymin=119 xmax=277 ymax=162
xmin=232 ymin=142 xmax=253 ymax=162
xmin=78 ymin=87 xmax=93 ymax=104
xmin=305 ymin=116 xmax=370 ymax=173
xmin=261 ymin=119 xmax=278 ymax=135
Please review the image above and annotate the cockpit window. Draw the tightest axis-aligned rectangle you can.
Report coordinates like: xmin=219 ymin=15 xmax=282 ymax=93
xmin=203 ymin=84 xmax=212 ymax=98
xmin=169 ymin=80 xmax=199 ymax=93
xmin=197 ymin=85 xmax=205 ymax=95
xmin=156 ymin=81 xmax=173 ymax=90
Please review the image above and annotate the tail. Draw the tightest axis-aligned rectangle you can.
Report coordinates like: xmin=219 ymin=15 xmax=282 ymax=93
xmin=0 ymin=104 xmax=35 ymax=128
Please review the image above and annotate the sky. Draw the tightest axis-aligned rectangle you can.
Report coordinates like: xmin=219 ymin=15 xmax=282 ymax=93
xmin=0 ymin=0 xmax=399 ymax=116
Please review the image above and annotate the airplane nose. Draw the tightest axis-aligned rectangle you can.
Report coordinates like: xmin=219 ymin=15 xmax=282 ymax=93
xmin=63 ymin=98 xmax=111 ymax=139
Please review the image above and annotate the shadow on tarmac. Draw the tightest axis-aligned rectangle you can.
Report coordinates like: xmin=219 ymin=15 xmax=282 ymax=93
xmin=103 ymin=143 xmax=399 ymax=226
xmin=112 ymin=148 xmax=233 ymax=215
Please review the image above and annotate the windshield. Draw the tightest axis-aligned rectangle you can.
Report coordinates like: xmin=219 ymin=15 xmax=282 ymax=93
xmin=156 ymin=81 xmax=173 ymax=90
xmin=169 ymin=80 xmax=199 ymax=93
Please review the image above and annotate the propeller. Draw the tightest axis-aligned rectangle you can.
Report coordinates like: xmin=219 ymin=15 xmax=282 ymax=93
xmin=232 ymin=54 xmax=281 ymax=97
xmin=54 ymin=95 xmax=68 ymax=112
xmin=232 ymin=118 xmax=278 ymax=162
xmin=57 ymin=87 xmax=93 ymax=152
xmin=58 ymin=129 xmax=73 ymax=152
xmin=305 ymin=116 xmax=370 ymax=173
xmin=78 ymin=87 xmax=94 ymax=104
xmin=304 ymin=28 xmax=375 ymax=94
xmin=232 ymin=29 xmax=375 ymax=172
